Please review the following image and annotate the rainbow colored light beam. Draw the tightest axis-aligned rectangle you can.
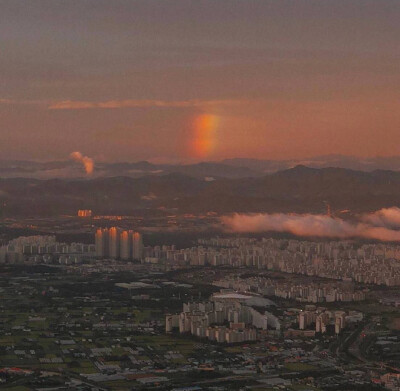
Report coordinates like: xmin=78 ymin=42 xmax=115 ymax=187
xmin=191 ymin=113 xmax=219 ymax=158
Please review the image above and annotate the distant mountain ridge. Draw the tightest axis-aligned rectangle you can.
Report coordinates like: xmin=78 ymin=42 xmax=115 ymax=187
xmin=221 ymin=155 xmax=400 ymax=173
xmin=0 ymin=159 xmax=259 ymax=179
xmin=2 ymin=165 xmax=400 ymax=217
xmin=2 ymin=155 xmax=400 ymax=180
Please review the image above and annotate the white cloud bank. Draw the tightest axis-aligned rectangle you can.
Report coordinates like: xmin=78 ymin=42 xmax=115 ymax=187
xmin=221 ymin=207 xmax=400 ymax=241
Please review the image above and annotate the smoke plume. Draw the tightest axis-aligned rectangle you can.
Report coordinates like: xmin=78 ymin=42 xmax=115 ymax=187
xmin=221 ymin=208 xmax=400 ymax=242
xmin=70 ymin=151 xmax=94 ymax=175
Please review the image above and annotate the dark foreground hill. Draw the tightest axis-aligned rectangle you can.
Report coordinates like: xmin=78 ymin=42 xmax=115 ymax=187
xmin=1 ymin=166 xmax=400 ymax=216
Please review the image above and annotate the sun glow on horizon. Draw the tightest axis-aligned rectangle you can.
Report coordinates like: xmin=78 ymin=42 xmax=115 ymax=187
xmin=191 ymin=113 xmax=219 ymax=158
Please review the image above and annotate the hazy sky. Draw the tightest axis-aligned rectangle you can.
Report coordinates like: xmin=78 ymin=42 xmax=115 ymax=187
xmin=1 ymin=0 xmax=400 ymax=162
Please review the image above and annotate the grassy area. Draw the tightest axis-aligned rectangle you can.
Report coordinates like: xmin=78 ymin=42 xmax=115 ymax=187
xmin=132 ymin=309 xmax=161 ymax=322
xmin=74 ymin=361 xmax=98 ymax=374
xmin=225 ymin=346 xmax=244 ymax=353
xmin=284 ymin=362 xmax=317 ymax=371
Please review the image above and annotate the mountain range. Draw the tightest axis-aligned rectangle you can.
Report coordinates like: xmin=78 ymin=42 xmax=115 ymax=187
xmin=1 ymin=164 xmax=400 ymax=217
xmin=3 ymin=155 xmax=400 ymax=180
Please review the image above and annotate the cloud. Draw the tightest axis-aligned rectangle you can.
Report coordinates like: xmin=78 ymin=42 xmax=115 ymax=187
xmin=362 ymin=207 xmax=400 ymax=229
xmin=221 ymin=208 xmax=400 ymax=242
xmin=47 ymin=99 xmax=244 ymax=110
xmin=0 ymin=97 xmax=246 ymax=111
xmin=69 ymin=151 xmax=94 ymax=175
xmin=141 ymin=192 xmax=158 ymax=201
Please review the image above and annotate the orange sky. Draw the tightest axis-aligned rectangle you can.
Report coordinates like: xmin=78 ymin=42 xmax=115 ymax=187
xmin=0 ymin=1 xmax=399 ymax=162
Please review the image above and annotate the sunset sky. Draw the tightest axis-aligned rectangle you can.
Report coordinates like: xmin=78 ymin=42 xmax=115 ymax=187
xmin=1 ymin=0 xmax=400 ymax=162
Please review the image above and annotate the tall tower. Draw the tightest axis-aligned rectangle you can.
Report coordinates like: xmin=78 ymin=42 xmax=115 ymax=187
xmin=109 ymin=227 xmax=120 ymax=259
xmin=132 ymin=232 xmax=143 ymax=260
xmin=120 ymin=230 xmax=132 ymax=260
xmin=324 ymin=201 xmax=332 ymax=217
xmin=95 ymin=228 xmax=109 ymax=258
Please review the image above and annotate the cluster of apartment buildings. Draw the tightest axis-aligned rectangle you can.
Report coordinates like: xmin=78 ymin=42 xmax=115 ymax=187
xmin=166 ymin=294 xmax=273 ymax=344
xmin=213 ymin=275 xmax=366 ymax=303
xmin=95 ymin=228 xmax=143 ymax=260
xmin=283 ymin=306 xmax=363 ymax=338
xmin=145 ymin=237 xmax=400 ymax=286
xmin=299 ymin=308 xmax=346 ymax=334
xmin=0 ymin=228 xmax=144 ymax=264
xmin=0 ymin=235 xmax=95 ymax=264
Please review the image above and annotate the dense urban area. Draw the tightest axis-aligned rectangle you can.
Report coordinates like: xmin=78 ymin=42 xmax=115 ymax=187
xmin=0 ymin=213 xmax=399 ymax=391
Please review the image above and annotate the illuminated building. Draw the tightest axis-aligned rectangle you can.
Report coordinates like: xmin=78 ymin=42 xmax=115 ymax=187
xmin=132 ymin=231 xmax=143 ymax=260
xmin=78 ymin=209 xmax=92 ymax=217
xmin=94 ymin=228 xmax=143 ymax=260
xmin=120 ymin=230 xmax=132 ymax=260
xmin=109 ymin=227 xmax=121 ymax=259
xmin=95 ymin=228 xmax=109 ymax=257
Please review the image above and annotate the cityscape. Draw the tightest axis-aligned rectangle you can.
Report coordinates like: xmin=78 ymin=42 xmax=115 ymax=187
xmin=1 ymin=1 xmax=400 ymax=391
xmin=0 ymin=216 xmax=399 ymax=390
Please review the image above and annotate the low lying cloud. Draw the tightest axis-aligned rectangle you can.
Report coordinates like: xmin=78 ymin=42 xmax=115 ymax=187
xmin=362 ymin=207 xmax=400 ymax=229
xmin=48 ymin=99 xmax=244 ymax=110
xmin=141 ymin=192 xmax=158 ymax=201
xmin=221 ymin=208 xmax=400 ymax=241
xmin=1 ymin=97 xmax=246 ymax=111
xmin=69 ymin=151 xmax=94 ymax=175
